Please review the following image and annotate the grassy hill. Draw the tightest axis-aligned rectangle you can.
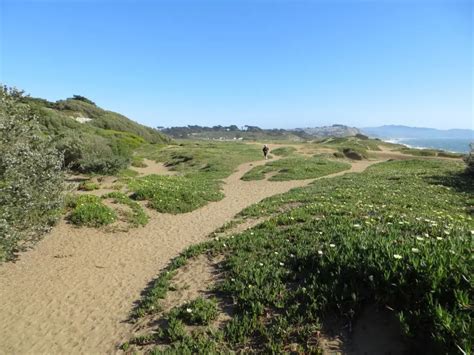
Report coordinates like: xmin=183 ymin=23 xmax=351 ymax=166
xmin=25 ymin=95 xmax=170 ymax=144
xmin=21 ymin=94 xmax=172 ymax=174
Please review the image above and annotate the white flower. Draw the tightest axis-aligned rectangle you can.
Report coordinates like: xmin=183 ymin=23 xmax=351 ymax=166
xmin=416 ymin=236 xmax=424 ymax=241
xmin=279 ymin=262 xmax=284 ymax=266
xmin=471 ymin=230 xmax=474 ymax=235
xmin=393 ymin=254 xmax=402 ymax=259
xmin=290 ymin=254 xmax=295 ymax=258
xmin=353 ymin=224 xmax=361 ymax=228
xmin=186 ymin=308 xmax=192 ymax=313
xmin=423 ymin=233 xmax=429 ymax=238
xmin=368 ymin=275 xmax=374 ymax=282
xmin=329 ymin=244 xmax=336 ymax=248
xmin=274 ymin=251 xmax=279 ymax=255
xmin=411 ymin=248 xmax=419 ymax=253
xmin=318 ymin=250 xmax=323 ymax=255
xmin=259 ymin=262 xmax=264 ymax=266
xmin=436 ymin=237 xmax=443 ymax=241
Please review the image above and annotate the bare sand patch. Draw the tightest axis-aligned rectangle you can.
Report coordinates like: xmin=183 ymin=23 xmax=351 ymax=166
xmin=130 ymin=159 xmax=177 ymax=176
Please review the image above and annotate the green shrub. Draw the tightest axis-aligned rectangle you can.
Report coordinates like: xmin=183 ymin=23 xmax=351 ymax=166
xmin=463 ymin=144 xmax=474 ymax=176
xmin=0 ymin=87 xmax=64 ymax=261
xmin=68 ymin=195 xmax=116 ymax=227
xmin=56 ymin=132 xmax=130 ymax=174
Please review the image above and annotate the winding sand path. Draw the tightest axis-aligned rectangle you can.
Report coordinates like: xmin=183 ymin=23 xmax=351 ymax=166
xmin=0 ymin=158 xmax=381 ymax=354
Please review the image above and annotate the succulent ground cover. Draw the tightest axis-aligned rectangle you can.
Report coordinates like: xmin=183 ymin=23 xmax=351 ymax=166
xmin=241 ymin=156 xmax=350 ymax=181
xmin=127 ymin=159 xmax=473 ymax=354
xmin=128 ymin=174 xmax=224 ymax=214
xmin=66 ymin=193 xmax=148 ymax=228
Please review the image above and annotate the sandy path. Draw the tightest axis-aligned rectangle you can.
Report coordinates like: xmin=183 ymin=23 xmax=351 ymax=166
xmin=0 ymin=158 xmax=380 ymax=355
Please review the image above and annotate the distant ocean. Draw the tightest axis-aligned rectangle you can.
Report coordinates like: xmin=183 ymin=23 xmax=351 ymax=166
xmin=385 ymin=138 xmax=473 ymax=153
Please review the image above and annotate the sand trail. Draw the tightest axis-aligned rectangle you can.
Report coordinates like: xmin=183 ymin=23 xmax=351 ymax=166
xmin=0 ymin=158 xmax=380 ymax=355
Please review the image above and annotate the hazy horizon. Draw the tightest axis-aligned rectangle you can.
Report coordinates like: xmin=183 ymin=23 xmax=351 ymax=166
xmin=1 ymin=0 xmax=472 ymax=130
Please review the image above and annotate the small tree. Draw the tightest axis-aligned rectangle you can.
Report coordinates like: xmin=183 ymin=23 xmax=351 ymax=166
xmin=464 ymin=143 xmax=474 ymax=176
xmin=0 ymin=86 xmax=64 ymax=261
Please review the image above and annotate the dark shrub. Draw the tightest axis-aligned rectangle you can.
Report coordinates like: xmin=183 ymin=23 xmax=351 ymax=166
xmin=0 ymin=87 xmax=64 ymax=261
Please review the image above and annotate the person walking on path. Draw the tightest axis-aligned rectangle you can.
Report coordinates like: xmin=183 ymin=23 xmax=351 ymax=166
xmin=263 ymin=144 xmax=269 ymax=160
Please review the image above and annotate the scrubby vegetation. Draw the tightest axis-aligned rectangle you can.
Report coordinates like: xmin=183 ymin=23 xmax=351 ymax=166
xmin=130 ymin=159 xmax=473 ymax=354
xmin=465 ymin=144 xmax=474 ymax=176
xmin=0 ymin=87 xmax=64 ymax=261
xmin=241 ymin=156 xmax=350 ymax=181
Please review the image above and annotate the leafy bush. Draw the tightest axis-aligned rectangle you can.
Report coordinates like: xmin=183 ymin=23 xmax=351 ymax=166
xmin=56 ymin=132 xmax=130 ymax=174
xmin=68 ymin=194 xmax=116 ymax=227
xmin=464 ymin=144 xmax=474 ymax=176
xmin=0 ymin=87 xmax=64 ymax=261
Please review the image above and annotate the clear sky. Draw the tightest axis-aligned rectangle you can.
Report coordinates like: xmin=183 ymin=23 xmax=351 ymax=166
xmin=1 ymin=0 xmax=472 ymax=130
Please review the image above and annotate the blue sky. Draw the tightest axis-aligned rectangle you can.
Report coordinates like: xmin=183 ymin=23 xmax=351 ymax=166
xmin=1 ymin=0 xmax=472 ymax=130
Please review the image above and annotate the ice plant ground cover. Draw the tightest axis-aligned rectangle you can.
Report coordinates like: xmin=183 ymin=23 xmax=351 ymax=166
xmin=240 ymin=156 xmax=350 ymax=181
xmin=127 ymin=159 xmax=473 ymax=354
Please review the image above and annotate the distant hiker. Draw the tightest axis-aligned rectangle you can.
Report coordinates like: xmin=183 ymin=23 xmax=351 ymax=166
xmin=263 ymin=144 xmax=269 ymax=160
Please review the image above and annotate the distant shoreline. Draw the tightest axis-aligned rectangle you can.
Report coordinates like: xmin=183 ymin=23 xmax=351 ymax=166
xmin=382 ymin=137 xmax=472 ymax=154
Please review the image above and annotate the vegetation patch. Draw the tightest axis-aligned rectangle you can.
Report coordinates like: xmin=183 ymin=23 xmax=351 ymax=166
xmin=130 ymin=159 xmax=473 ymax=354
xmin=136 ymin=141 xmax=262 ymax=180
xmin=67 ymin=194 xmax=116 ymax=227
xmin=270 ymin=146 xmax=297 ymax=157
xmin=129 ymin=174 xmax=224 ymax=214
xmin=241 ymin=157 xmax=350 ymax=181
xmin=102 ymin=192 xmax=148 ymax=227
xmin=172 ymin=297 xmax=219 ymax=326
xmin=78 ymin=181 xmax=99 ymax=191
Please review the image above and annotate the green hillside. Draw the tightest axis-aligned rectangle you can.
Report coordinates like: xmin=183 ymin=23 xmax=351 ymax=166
xmin=24 ymin=95 xmax=170 ymax=144
xmin=20 ymin=94 xmax=172 ymax=174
